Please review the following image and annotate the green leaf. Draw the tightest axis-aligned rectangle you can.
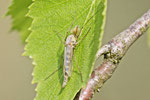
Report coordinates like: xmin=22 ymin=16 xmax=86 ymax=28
xmin=24 ymin=0 xmax=107 ymax=99
xmin=6 ymin=0 xmax=32 ymax=42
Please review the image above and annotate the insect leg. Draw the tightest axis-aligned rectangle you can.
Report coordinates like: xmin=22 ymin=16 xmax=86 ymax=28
xmin=53 ymin=15 xmax=76 ymax=44
xmin=76 ymin=27 xmax=91 ymax=45
xmin=77 ymin=5 xmax=104 ymax=37
xmin=44 ymin=67 xmax=61 ymax=81
xmin=74 ymin=54 xmax=83 ymax=82
xmin=65 ymin=15 xmax=77 ymax=40
xmin=53 ymin=30 xmax=66 ymax=44
xmin=45 ymin=51 xmax=64 ymax=81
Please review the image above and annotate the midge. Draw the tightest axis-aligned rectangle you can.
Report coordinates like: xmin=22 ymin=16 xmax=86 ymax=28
xmin=62 ymin=25 xmax=91 ymax=87
xmin=44 ymin=24 xmax=91 ymax=88
xmin=45 ymin=6 xmax=103 ymax=87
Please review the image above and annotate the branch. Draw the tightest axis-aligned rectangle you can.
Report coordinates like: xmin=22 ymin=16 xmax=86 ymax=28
xmin=77 ymin=9 xmax=150 ymax=100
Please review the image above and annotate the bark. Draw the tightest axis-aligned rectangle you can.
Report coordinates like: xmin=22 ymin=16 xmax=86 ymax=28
xmin=77 ymin=9 xmax=150 ymax=100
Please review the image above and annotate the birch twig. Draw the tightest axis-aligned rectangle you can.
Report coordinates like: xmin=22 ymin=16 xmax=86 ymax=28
xmin=78 ymin=9 xmax=150 ymax=100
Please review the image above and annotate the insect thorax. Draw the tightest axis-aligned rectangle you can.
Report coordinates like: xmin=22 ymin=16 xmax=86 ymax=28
xmin=71 ymin=25 xmax=80 ymax=37
xmin=65 ymin=35 xmax=76 ymax=46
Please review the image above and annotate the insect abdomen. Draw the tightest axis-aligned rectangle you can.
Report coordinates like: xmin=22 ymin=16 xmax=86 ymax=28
xmin=64 ymin=45 xmax=73 ymax=75
xmin=62 ymin=34 xmax=76 ymax=87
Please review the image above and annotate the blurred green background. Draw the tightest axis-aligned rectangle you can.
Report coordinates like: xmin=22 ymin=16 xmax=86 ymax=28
xmin=0 ymin=0 xmax=150 ymax=100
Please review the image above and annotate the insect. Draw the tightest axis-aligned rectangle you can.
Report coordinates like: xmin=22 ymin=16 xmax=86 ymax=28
xmin=45 ymin=6 xmax=104 ymax=88
xmin=62 ymin=25 xmax=91 ymax=87
xmin=45 ymin=24 xmax=91 ymax=88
